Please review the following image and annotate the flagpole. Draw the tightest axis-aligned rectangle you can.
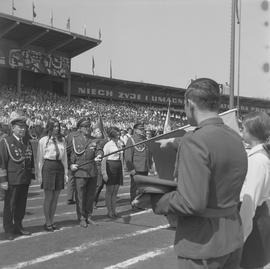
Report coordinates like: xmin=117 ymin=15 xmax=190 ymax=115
xmin=236 ymin=0 xmax=242 ymax=116
xmin=229 ymin=0 xmax=236 ymax=109
xmin=109 ymin=60 xmax=112 ymax=78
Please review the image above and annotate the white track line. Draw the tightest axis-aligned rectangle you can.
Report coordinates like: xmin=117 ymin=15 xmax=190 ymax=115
xmin=1 ymin=224 xmax=170 ymax=269
xmin=104 ymin=245 xmax=173 ymax=269
xmin=0 ymin=226 xmax=74 ymax=245
xmin=26 ymin=192 xmax=130 ymax=210
xmin=0 ymin=207 xmax=152 ymax=231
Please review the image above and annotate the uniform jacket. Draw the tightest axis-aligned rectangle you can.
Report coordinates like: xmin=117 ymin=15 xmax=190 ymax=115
xmin=0 ymin=134 xmax=34 ymax=185
xmin=153 ymin=117 xmax=248 ymax=259
xmin=69 ymin=132 xmax=103 ymax=178
xmin=125 ymin=134 xmax=152 ymax=172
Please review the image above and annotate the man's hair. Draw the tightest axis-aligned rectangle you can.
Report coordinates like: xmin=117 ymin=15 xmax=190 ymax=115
xmin=185 ymin=78 xmax=220 ymax=111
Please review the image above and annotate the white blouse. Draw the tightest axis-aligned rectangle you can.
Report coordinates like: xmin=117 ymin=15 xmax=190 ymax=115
xmin=240 ymin=144 xmax=270 ymax=241
xmin=101 ymin=139 xmax=123 ymax=178
xmin=36 ymin=136 xmax=68 ymax=182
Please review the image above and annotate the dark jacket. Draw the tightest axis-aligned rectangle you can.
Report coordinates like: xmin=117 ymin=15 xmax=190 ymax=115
xmin=0 ymin=134 xmax=34 ymax=185
xmin=153 ymin=117 xmax=248 ymax=259
xmin=70 ymin=132 xmax=103 ymax=178
xmin=125 ymin=134 xmax=152 ymax=172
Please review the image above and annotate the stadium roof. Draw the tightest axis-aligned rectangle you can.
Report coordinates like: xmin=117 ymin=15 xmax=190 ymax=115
xmin=0 ymin=12 xmax=101 ymax=58
xmin=71 ymin=72 xmax=186 ymax=94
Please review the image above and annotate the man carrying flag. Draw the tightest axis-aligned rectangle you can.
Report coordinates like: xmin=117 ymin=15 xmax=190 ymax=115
xmin=150 ymin=78 xmax=248 ymax=268
xmin=92 ymin=115 xmax=108 ymax=207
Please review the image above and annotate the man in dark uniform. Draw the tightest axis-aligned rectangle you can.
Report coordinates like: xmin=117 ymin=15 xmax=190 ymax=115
xmin=0 ymin=113 xmax=34 ymax=240
xmin=125 ymin=122 xmax=152 ymax=208
xmin=69 ymin=118 xmax=103 ymax=228
xmin=151 ymin=78 xmax=248 ymax=268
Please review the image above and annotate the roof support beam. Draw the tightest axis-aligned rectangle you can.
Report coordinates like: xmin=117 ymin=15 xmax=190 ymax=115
xmin=21 ymin=29 xmax=49 ymax=49
xmin=0 ymin=21 xmax=20 ymax=39
xmin=47 ymin=36 xmax=76 ymax=54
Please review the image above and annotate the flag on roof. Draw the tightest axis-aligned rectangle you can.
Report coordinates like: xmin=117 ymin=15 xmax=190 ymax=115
xmin=32 ymin=2 xmax=37 ymax=19
xmin=92 ymin=56 xmax=95 ymax=75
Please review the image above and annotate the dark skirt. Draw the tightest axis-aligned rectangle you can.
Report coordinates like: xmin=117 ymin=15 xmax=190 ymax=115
xmin=41 ymin=160 xmax=64 ymax=191
xmin=240 ymin=201 xmax=270 ymax=268
xmin=106 ymin=160 xmax=123 ymax=186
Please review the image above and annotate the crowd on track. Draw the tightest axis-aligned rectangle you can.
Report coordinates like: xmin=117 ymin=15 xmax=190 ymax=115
xmin=0 ymin=84 xmax=188 ymax=135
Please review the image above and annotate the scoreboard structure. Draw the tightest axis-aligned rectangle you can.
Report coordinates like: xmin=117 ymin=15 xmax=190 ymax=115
xmin=0 ymin=12 xmax=100 ymax=100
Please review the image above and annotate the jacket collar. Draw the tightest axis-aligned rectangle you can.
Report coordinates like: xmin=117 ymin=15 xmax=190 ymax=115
xmin=196 ymin=117 xmax=224 ymax=130
xmin=248 ymin=144 xmax=264 ymax=157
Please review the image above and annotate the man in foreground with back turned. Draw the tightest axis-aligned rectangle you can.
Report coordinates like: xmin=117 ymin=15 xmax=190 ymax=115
xmin=151 ymin=78 xmax=248 ymax=269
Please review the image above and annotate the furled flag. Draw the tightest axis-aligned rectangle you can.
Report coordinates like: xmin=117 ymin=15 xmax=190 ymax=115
xmin=83 ymin=24 xmax=87 ymax=36
xmin=92 ymin=56 xmax=95 ymax=75
xmin=66 ymin=17 xmax=70 ymax=31
xmin=12 ymin=0 xmax=16 ymax=12
xmin=32 ymin=2 xmax=37 ymax=19
xmin=163 ymin=101 xmax=171 ymax=134
xmin=94 ymin=114 xmax=108 ymax=139
xmin=109 ymin=60 xmax=112 ymax=78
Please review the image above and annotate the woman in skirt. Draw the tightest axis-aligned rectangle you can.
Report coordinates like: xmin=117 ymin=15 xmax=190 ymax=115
xmin=37 ymin=118 xmax=68 ymax=231
xmin=101 ymin=127 xmax=124 ymax=218
xmin=240 ymin=111 xmax=270 ymax=269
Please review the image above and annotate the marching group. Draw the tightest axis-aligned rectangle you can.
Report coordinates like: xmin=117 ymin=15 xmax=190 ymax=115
xmin=0 ymin=78 xmax=269 ymax=269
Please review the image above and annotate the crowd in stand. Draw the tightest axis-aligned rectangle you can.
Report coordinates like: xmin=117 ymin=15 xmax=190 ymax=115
xmin=0 ymin=84 xmax=188 ymax=135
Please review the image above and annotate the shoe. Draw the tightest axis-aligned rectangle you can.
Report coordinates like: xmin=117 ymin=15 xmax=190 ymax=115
xmin=4 ymin=232 xmax=15 ymax=241
xmin=52 ymin=223 xmax=60 ymax=230
xmin=79 ymin=219 xmax=88 ymax=228
xmin=107 ymin=213 xmax=116 ymax=219
xmin=67 ymin=200 xmax=76 ymax=205
xmin=131 ymin=205 xmax=144 ymax=212
xmin=113 ymin=212 xmax=119 ymax=218
xmin=86 ymin=218 xmax=97 ymax=225
xmin=44 ymin=224 xmax=54 ymax=232
xmin=14 ymin=227 xmax=31 ymax=236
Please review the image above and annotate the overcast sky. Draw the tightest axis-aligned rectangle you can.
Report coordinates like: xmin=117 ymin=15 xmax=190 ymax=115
xmin=0 ymin=0 xmax=269 ymax=99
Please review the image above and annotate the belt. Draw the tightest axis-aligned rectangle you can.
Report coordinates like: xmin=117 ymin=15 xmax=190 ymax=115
xmin=44 ymin=159 xmax=61 ymax=162
xmin=197 ymin=205 xmax=238 ymax=218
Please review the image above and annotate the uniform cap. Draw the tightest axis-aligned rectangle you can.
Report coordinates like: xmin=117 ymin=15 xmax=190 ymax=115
xmin=9 ymin=111 xmax=27 ymax=126
xmin=133 ymin=122 xmax=144 ymax=130
xmin=77 ymin=118 xmax=91 ymax=129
